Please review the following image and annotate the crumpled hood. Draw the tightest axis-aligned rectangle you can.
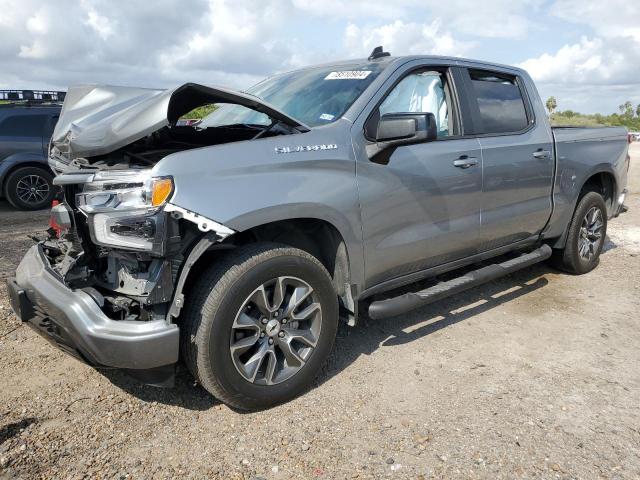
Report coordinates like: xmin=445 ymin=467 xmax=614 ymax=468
xmin=51 ymin=82 xmax=309 ymax=159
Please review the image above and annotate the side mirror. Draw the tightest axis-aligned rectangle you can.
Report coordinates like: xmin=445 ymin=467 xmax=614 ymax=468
xmin=377 ymin=112 xmax=437 ymax=142
xmin=367 ymin=112 xmax=438 ymax=159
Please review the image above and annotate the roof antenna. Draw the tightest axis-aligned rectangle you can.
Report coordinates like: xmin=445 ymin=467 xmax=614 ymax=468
xmin=368 ymin=46 xmax=390 ymax=61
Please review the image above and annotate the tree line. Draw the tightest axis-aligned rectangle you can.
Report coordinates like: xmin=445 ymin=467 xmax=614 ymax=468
xmin=545 ymin=96 xmax=640 ymax=130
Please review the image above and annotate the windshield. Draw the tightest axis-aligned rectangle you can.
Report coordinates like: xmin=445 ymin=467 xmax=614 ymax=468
xmin=199 ymin=63 xmax=384 ymax=129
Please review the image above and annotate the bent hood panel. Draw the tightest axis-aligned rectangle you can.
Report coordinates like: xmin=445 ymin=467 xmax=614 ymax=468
xmin=52 ymin=83 xmax=309 ymax=159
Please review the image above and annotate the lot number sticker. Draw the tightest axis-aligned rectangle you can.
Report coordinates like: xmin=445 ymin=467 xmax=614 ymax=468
xmin=325 ymin=71 xmax=372 ymax=80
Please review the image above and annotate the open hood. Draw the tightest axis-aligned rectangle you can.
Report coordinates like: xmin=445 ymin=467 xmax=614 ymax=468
xmin=51 ymin=83 xmax=309 ymax=159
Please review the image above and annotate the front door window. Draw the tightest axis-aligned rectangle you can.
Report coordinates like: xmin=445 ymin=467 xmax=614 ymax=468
xmin=379 ymin=71 xmax=450 ymax=137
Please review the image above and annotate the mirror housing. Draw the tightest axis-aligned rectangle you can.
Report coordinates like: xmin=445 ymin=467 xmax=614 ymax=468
xmin=367 ymin=112 xmax=438 ymax=159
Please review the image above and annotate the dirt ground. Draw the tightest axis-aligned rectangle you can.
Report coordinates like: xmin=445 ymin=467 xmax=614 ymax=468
xmin=1 ymin=145 xmax=639 ymax=480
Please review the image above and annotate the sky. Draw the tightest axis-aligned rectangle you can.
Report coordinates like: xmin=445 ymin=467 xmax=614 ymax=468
xmin=1 ymin=0 xmax=639 ymax=114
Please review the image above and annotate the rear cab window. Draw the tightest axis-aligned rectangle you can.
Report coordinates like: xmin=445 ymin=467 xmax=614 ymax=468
xmin=465 ymin=69 xmax=531 ymax=135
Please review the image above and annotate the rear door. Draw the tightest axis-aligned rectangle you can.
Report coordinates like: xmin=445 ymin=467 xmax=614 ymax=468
xmin=0 ymin=112 xmax=50 ymax=161
xmin=459 ymin=67 xmax=554 ymax=250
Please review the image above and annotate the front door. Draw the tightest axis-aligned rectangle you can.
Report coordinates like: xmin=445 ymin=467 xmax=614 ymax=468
xmin=356 ymin=67 xmax=483 ymax=288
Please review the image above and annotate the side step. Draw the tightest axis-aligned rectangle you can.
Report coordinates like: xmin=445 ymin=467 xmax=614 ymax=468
xmin=368 ymin=244 xmax=552 ymax=320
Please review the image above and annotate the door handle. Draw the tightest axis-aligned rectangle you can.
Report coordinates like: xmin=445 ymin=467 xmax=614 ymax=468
xmin=533 ymin=150 xmax=551 ymax=159
xmin=453 ymin=156 xmax=478 ymax=169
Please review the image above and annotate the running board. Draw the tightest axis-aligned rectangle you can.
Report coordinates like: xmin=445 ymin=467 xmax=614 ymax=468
xmin=368 ymin=244 xmax=552 ymax=320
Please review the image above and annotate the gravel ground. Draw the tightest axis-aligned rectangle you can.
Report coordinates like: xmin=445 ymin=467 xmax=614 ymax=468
xmin=1 ymin=144 xmax=639 ymax=479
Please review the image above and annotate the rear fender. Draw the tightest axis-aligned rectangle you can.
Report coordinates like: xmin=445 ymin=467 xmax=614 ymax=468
xmin=546 ymin=163 xmax=618 ymax=248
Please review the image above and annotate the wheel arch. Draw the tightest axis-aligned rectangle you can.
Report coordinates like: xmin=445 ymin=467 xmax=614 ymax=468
xmin=0 ymin=155 xmax=50 ymax=195
xmin=549 ymin=168 xmax=617 ymax=249
xmin=174 ymin=216 xmax=359 ymax=326
xmin=580 ymin=170 xmax=616 ymax=216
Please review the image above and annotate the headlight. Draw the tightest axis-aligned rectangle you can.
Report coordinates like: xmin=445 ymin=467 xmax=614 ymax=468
xmin=77 ymin=171 xmax=174 ymax=214
xmin=92 ymin=210 xmax=163 ymax=251
xmin=76 ymin=171 xmax=174 ymax=253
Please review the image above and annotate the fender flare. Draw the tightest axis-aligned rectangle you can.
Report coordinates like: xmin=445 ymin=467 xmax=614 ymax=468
xmin=166 ymin=205 xmax=364 ymax=323
xmin=167 ymin=232 xmax=224 ymax=320
xmin=550 ymin=165 xmax=619 ymax=249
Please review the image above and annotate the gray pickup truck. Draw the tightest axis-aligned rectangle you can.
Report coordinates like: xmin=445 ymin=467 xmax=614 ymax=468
xmin=8 ymin=48 xmax=630 ymax=410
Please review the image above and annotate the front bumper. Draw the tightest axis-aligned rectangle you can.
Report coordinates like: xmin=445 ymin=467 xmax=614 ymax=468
xmin=7 ymin=245 xmax=179 ymax=370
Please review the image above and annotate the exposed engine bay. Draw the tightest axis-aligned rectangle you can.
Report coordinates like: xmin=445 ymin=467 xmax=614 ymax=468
xmin=48 ymin=82 xmax=309 ymax=173
xmin=52 ymin=122 xmax=298 ymax=171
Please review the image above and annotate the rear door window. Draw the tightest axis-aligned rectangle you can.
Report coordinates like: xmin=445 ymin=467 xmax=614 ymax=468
xmin=0 ymin=114 xmax=49 ymax=137
xmin=466 ymin=69 xmax=529 ymax=134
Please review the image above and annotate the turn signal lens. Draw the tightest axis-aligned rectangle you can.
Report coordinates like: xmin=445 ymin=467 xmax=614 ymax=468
xmin=151 ymin=177 xmax=173 ymax=207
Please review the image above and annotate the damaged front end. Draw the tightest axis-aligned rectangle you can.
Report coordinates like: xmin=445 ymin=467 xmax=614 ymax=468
xmin=45 ymin=169 xmax=233 ymax=325
xmin=6 ymin=81 xmax=309 ymax=382
xmin=41 ymin=81 xmax=308 ymax=324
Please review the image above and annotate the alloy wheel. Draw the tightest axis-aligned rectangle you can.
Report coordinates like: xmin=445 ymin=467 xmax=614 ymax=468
xmin=15 ymin=174 xmax=50 ymax=205
xmin=578 ymin=206 xmax=604 ymax=260
xmin=229 ymin=276 xmax=322 ymax=385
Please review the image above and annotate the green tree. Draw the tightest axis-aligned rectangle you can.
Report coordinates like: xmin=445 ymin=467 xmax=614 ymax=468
xmin=618 ymin=101 xmax=633 ymax=118
xmin=181 ymin=103 xmax=218 ymax=119
xmin=546 ymin=96 xmax=557 ymax=115
xmin=636 ymin=104 xmax=640 ymax=118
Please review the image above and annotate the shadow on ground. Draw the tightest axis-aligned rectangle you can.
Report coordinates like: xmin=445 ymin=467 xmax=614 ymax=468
xmin=323 ymin=264 xmax=550 ymax=380
xmin=100 ymin=262 xmax=553 ymax=411
xmin=98 ymin=365 xmax=220 ymax=411
xmin=602 ymin=234 xmax=618 ymax=253
xmin=0 ymin=417 xmax=38 ymax=445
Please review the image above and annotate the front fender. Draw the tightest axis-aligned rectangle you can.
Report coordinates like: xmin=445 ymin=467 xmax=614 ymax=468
xmin=152 ymin=126 xmax=365 ymax=287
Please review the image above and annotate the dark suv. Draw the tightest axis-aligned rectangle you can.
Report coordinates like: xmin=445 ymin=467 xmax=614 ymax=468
xmin=0 ymin=90 xmax=64 ymax=210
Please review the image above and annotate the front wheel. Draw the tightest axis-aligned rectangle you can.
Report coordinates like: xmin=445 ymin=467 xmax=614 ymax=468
xmin=181 ymin=243 xmax=339 ymax=411
xmin=551 ymin=191 xmax=608 ymax=274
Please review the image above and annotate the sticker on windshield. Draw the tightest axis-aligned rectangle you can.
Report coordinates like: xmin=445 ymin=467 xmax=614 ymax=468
xmin=319 ymin=113 xmax=335 ymax=121
xmin=325 ymin=70 xmax=372 ymax=80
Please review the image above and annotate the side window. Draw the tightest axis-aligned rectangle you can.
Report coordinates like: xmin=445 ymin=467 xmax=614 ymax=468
xmin=0 ymin=114 xmax=49 ymax=137
xmin=467 ymin=69 xmax=529 ymax=134
xmin=43 ymin=115 xmax=59 ymax=140
xmin=379 ymin=70 xmax=451 ymax=137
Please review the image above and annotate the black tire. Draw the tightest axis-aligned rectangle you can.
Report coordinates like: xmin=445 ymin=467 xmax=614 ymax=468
xmin=4 ymin=166 xmax=56 ymax=211
xmin=551 ymin=191 xmax=608 ymax=274
xmin=181 ymin=243 xmax=339 ymax=411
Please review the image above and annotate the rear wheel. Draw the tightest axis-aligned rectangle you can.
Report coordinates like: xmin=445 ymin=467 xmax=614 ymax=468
xmin=551 ymin=191 xmax=607 ymax=274
xmin=4 ymin=166 xmax=55 ymax=211
xmin=181 ymin=243 xmax=338 ymax=411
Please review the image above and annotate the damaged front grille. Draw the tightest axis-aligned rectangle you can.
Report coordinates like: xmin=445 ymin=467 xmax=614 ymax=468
xmin=40 ymin=181 xmax=199 ymax=323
